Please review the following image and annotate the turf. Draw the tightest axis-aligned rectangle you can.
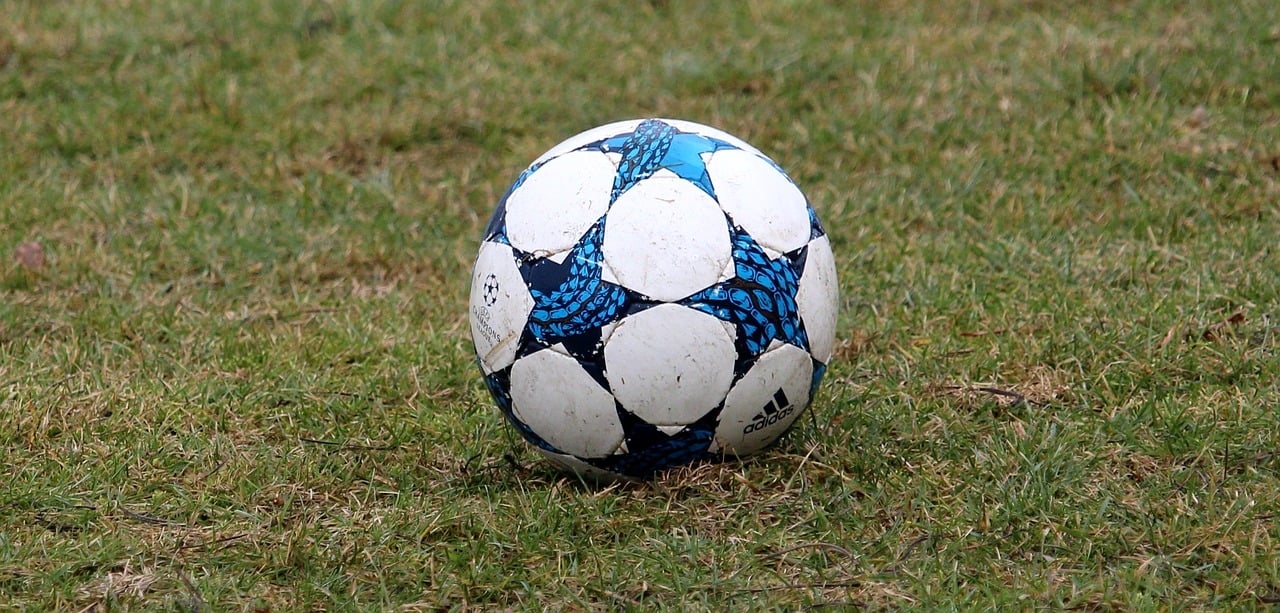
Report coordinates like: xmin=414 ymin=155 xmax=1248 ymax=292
xmin=2 ymin=0 xmax=1278 ymax=609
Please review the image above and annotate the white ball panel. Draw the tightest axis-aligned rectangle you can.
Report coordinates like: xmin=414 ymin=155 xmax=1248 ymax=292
xmin=796 ymin=235 xmax=839 ymax=363
xmin=602 ymin=177 xmax=731 ymax=302
xmin=709 ymin=149 xmax=812 ymax=255
xmin=470 ymin=241 xmax=534 ymax=373
xmin=509 ymin=350 xmax=624 ymax=459
xmin=711 ymin=343 xmax=814 ymax=456
xmin=505 ymin=150 xmax=614 ymax=255
xmin=604 ymin=305 xmax=736 ymax=426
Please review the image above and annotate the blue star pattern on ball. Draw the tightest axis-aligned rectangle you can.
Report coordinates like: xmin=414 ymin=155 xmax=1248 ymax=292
xmin=682 ymin=225 xmax=809 ymax=359
xmin=580 ymin=119 xmax=739 ymax=204
xmin=586 ymin=408 xmax=719 ymax=478
xmin=809 ymin=362 xmax=827 ymax=407
xmin=808 ymin=203 xmax=826 ymax=240
xmin=519 ymin=220 xmax=630 ymax=354
xmin=485 ymin=359 xmax=718 ymax=479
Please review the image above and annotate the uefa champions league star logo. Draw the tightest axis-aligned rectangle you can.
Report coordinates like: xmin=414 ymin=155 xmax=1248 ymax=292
xmin=472 ymin=273 xmax=504 ymax=347
xmin=482 ymin=273 xmax=500 ymax=307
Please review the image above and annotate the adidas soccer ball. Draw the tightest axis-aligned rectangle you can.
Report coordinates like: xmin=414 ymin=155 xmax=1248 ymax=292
xmin=469 ymin=118 xmax=838 ymax=480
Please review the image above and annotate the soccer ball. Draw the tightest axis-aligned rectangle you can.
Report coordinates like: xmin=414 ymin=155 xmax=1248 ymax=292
xmin=469 ymin=118 xmax=838 ymax=480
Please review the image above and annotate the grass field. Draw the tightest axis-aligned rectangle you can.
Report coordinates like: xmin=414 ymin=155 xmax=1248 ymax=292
xmin=2 ymin=0 xmax=1278 ymax=609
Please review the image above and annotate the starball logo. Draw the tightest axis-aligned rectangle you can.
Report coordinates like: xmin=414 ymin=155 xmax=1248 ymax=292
xmin=472 ymin=273 xmax=503 ymax=346
xmin=743 ymin=389 xmax=794 ymax=435
xmin=481 ymin=273 xmax=500 ymax=307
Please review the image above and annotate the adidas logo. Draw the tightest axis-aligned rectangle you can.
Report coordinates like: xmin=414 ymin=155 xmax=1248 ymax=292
xmin=743 ymin=389 xmax=795 ymax=435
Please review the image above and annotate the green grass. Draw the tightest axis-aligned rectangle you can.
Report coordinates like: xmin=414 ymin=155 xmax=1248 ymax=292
xmin=2 ymin=0 xmax=1278 ymax=609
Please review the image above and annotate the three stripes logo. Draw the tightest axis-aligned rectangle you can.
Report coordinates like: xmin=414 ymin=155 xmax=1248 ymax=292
xmin=743 ymin=389 xmax=795 ymax=435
